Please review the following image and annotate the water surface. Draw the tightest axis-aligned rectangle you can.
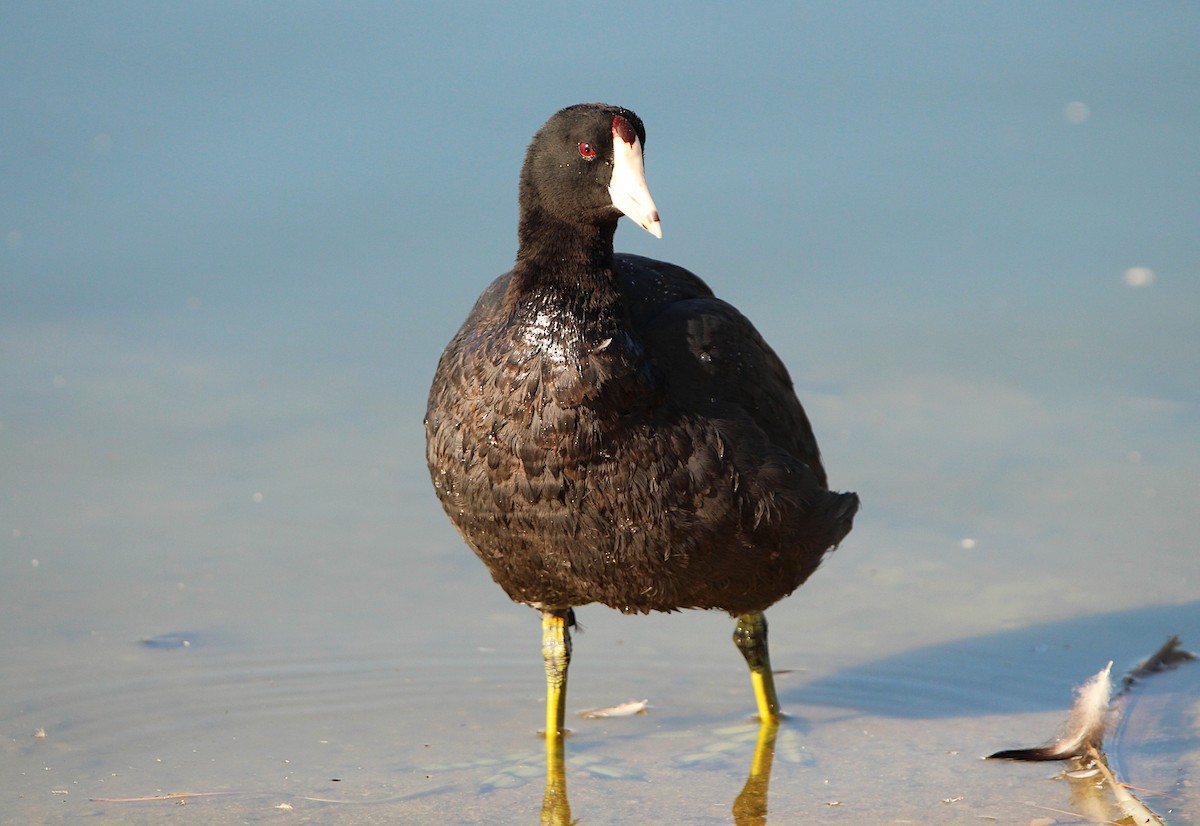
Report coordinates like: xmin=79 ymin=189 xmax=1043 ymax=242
xmin=3 ymin=4 xmax=1199 ymax=823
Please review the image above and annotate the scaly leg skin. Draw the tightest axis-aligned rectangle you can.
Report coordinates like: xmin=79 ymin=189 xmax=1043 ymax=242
xmin=733 ymin=612 xmax=781 ymax=723
xmin=541 ymin=609 xmax=572 ymax=744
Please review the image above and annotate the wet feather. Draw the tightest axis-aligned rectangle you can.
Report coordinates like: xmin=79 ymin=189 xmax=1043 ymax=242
xmin=988 ymin=661 xmax=1113 ymax=761
xmin=989 ymin=635 xmax=1197 ymax=762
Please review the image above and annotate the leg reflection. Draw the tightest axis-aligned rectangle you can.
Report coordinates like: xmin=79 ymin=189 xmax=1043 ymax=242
xmin=732 ymin=720 xmax=779 ymax=826
xmin=541 ymin=732 xmax=573 ymax=826
xmin=540 ymin=717 xmax=780 ymax=825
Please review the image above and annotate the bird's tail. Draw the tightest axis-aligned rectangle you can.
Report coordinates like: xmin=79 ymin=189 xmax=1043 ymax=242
xmin=825 ymin=490 xmax=859 ymax=549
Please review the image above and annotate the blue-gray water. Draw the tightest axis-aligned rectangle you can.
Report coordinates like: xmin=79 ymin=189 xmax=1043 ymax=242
xmin=3 ymin=4 xmax=1198 ymax=823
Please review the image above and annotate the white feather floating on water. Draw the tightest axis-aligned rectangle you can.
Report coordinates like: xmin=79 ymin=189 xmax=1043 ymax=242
xmin=577 ymin=699 xmax=650 ymax=719
xmin=988 ymin=661 xmax=1113 ymax=761
xmin=989 ymin=637 xmax=1195 ymax=825
xmin=990 ymin=635 xmax=1197 ymax=762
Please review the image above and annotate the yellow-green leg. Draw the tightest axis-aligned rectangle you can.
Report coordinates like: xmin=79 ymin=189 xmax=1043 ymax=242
xmin=541 ymin=609 xmax=572 ymax=742
xmin=733 ymin=719 xmax=779 ymax=823
xmin=541 ymin=720 xmax=572 ymax=826
xmin=733 ymin=612 xmax=781 ymax=723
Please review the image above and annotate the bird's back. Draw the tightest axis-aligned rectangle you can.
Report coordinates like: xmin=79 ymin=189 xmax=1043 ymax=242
xmin=615 ymin=254 xmax=828 ymax=484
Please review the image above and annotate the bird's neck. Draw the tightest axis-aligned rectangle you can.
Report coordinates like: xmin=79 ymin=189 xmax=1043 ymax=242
xmin=504 ymin=206 xmax=633 ymax=362
xmin=512 ymin=204 xmax=619 ymax=296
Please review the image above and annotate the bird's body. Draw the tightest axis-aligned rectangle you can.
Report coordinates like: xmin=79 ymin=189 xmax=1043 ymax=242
xmin=427 ymin=253 xmax=854 ymax=615
xmin=424 ymin=103 xmax=857 ymax=732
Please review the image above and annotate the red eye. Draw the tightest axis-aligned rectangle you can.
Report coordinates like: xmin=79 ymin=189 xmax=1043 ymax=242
xmin=578 ymin=142 xmax=596 ymax=159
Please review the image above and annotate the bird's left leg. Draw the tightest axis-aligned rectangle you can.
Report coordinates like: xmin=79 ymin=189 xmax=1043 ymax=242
xmin=733 ymin=612 xmax=781 ymax=723
xmin=541 ymin=608 xmax=573 ymax=743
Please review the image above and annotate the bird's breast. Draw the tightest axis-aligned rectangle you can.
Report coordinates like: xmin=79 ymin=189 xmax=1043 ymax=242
xmin=496 ymin=305 xmax=646 ymax=411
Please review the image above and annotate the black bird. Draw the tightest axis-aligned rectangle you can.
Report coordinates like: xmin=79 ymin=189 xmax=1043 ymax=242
xmin=425 ymin=103 xmax=858 ymax=741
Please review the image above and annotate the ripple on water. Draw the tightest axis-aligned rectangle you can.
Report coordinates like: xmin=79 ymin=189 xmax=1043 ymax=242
xmin=6 ymin=632 xmax=531 ymax=804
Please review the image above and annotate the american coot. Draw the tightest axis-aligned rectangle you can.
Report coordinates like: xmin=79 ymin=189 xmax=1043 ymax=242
xmin=425 ymin=103 xmax=858 ymax=741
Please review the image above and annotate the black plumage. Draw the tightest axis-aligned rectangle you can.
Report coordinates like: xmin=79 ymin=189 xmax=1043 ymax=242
xmin=424 ymin=103 xmax=857 ymax=725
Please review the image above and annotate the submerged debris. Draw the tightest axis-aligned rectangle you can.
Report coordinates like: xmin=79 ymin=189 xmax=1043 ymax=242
xmin=1085 ymin=743 xmax=1165 ymax=826
xmin=138 ymin=632 xmax=195 ymax=650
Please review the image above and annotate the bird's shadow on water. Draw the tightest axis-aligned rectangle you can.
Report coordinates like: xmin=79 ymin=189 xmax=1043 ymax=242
xmin=788 ymin=599 xmax=1200 ymax=719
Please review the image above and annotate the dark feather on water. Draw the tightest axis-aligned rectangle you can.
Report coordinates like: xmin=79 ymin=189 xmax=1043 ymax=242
xmin=1117 ymin=634 xmax=1196 ymax=697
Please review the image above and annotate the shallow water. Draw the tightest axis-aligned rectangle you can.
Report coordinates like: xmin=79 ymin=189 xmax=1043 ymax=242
xmin=3 ymin=309 xmax=1197 ymax=823
xmin=4 ymin=5 xmax=1200 ymax=824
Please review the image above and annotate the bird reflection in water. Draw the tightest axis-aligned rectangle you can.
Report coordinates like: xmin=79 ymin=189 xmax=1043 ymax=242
xmin=539 ymin=720 xmax=783 ymax=826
